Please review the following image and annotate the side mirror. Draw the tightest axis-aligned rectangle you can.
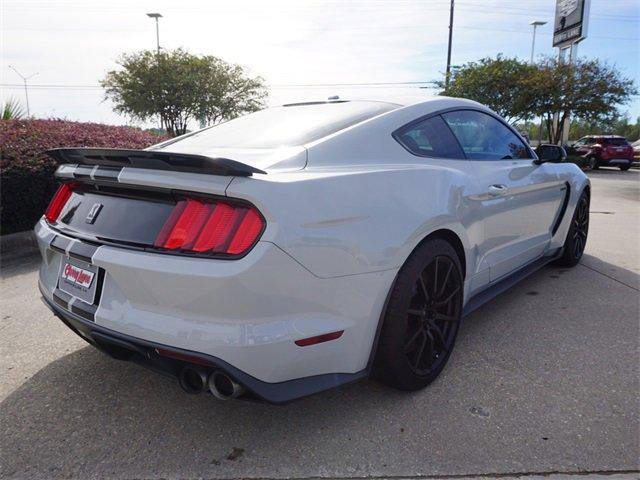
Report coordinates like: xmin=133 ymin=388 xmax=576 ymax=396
xmin=534 ymin=144 xmax=567 ymax=164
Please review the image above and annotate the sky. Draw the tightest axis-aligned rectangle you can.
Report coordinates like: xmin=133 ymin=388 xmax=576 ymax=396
xmin=1 ymin=0 xmax=638 ymax=128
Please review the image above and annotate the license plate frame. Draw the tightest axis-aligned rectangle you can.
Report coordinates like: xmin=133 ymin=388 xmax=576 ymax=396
xmin=58 ymin=257 xmax=100 ymax=305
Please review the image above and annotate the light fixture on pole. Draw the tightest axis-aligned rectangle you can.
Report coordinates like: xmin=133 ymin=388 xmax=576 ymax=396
xmin=8 ymin=65 xmax=38 ymax=117
xmin=529 ymin=20 xmax=547 ymax=64
xmin=146 ymin=13 xmax=162 ymax=56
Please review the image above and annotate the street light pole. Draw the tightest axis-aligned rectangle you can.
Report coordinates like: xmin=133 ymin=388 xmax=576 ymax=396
xmin=445 ymin=0 xmax=455 ymax=89
xmin=8 ymin=65 xmax=38 ymax=117
xmin=529 ymin=20 xmax=547 ymax=64
xmin=146 ymin=13 xmax=162 ymax=56
xmin=146 ymin=13 xmax=163 ymax=131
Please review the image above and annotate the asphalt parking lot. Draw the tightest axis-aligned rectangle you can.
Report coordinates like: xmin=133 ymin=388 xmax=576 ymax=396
xmin=1 ymin=169 xmax=638 ymax=480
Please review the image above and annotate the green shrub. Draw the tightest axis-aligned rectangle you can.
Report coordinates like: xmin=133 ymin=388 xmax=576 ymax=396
xmin=1 ymin=119 xmax=167 ymax=235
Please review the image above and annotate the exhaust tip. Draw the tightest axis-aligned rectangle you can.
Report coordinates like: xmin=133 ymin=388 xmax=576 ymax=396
xmin=208 ymin=371 xmax=245 ymax=400
xmin=178 ymin=366 xmax=208 ymax=394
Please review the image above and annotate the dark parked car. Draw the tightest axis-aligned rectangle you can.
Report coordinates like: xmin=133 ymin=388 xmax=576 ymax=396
xmin=570 ymin=135 xmax=634 ymax=171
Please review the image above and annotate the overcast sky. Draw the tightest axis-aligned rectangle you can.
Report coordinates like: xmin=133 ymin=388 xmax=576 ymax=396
xmin=1 ymin=0 xmax=638 ymax=128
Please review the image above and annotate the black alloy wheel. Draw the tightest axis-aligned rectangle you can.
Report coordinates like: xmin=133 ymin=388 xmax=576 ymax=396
xmin=571 ymin=194 xmax=589 ymax=261
xmin=404 ymin=256 xmax=461 ymax=376
xmin=374 ymin=238 xmax=463 ymax=391
xmin=555 ymin=190 xmax=590 ymax=267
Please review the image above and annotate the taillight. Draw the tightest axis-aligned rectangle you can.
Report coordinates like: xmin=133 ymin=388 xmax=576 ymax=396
xmin=154 ymin=197 xmax=265 ymax=256
xmin=45 ymin=182 xmax=77 ymax=223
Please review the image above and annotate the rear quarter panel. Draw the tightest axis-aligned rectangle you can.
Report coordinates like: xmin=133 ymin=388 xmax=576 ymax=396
xmin=228 ymin=163 xmax=483 ymax=282
xmin=227 ymin=99 xmax=493 ymax=294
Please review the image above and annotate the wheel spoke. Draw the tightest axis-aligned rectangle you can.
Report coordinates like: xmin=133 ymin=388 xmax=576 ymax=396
xmin=418 ymin=274 xmax=430 ymax=302
xmin=404 ymin=328 xmax=423 ymax=353
xmin=439 ymin=262 xmax=453 ymax=297
xmin=430 ymin=323 xmax=446 ymax=348
xmin=407 ymin=308 xmax=424 ymax=317
xmin=425 ymin=330 xmax=435 ymax=366
xmin=413 ymin=333 xmax=428 ymax=369
xmin=435 ymin=313 xmax=458 ymax=323
xmin=436 ymin=286 xmax=460 ymax=307
xmin=432 ymin=257 xmax=440 ymax=298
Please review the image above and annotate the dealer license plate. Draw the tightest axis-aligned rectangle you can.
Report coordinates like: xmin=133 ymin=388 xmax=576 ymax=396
xmin=58 ymin=258 xmax=99 ymax=305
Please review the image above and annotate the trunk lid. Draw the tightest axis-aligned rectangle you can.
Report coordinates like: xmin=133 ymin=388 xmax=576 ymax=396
xmin=45 ymin=148 xmax=275 ymax=255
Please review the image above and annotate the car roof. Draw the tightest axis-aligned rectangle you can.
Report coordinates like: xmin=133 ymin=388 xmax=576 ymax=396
xmin=278 ymin=96 xmax=489 ymax=123
xmin=280 ymin=95 xmax=479 ymax=109
xmin=582 ymin=135 xmax=626 ymax=138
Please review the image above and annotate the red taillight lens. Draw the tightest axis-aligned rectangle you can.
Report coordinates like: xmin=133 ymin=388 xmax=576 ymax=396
xmin=45 ymin=182 xmax=77 ymax=223
xmin=154 ymin=197 xmax=264 ymax=256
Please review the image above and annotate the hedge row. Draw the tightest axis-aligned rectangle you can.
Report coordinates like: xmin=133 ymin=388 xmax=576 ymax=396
xmin=1 ymin=119 xmax=167 ymax=235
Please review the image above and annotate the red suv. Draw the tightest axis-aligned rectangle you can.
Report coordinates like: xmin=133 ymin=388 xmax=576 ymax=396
xmin=572 ymin=135 xmax=635 ymax=171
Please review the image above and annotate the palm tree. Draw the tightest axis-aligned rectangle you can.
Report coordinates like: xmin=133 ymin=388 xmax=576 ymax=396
xmin=2 ymin=98 xmax=26 ymax=120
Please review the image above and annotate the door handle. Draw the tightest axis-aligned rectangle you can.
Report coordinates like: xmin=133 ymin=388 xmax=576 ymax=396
xmin=487 ymin=184 xmax=508 ymax=197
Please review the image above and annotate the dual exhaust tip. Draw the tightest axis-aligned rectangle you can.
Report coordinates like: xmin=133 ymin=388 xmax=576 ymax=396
xmin=178 ymin=366 xmax=245 ymax=400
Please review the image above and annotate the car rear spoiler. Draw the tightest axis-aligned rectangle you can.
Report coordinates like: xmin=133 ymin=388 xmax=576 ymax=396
xmin=45 ymin=148 xmax=267 ymax=177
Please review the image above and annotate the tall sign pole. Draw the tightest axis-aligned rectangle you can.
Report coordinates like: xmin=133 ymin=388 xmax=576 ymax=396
xmin=552 ymin=0 xmax=591 ymax=145
xmin=445 ymin=0 xmax=455 ymax=89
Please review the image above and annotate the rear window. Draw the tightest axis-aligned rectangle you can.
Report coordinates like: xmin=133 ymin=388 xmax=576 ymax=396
xmin=575 ymin=137 xmax=597 ymax=146
xmin=395 ymin=115 xmax=465 ymax=159
xmin=603 ymin=138 xmax=628 ymax=146
xmin=160 ymin=101 xmax=398 ymax=149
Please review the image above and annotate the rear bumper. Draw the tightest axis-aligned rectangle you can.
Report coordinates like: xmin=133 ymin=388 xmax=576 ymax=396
xmin=598 ymin=157 xmax=633 ymax=165
xmin=35 ymin=219 xmax=396 ymax=386
xmin=40 ymin=292 xmax=366 ymax=404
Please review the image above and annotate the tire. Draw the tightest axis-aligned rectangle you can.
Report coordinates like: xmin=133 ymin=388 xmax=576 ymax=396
xmin=555 ymin=190 xmax=590 ymax=267
xmin=587 ymin=157 xmax=599 ymax=170
xmin=374 ymin=238 xmax=463 ymax=391
xmin=620 ymin=164 xmax=631 ymax=171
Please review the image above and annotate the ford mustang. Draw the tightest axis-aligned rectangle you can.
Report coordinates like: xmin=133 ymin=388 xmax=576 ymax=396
xmin=36 ymin=97 xmax=590 ymax=403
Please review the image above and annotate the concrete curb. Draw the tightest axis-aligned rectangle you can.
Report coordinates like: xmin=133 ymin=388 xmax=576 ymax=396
xmin=0 ymin=230 xmax=39 ymax=262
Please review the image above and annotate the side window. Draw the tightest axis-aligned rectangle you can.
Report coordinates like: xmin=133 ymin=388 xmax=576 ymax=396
xmin=395 ymin=115 xmax=465 ymax=159
xmin=573 ymin=138 xmax=586 ymax=147
xmin=442 ymin=110 xmax=531 ymax=160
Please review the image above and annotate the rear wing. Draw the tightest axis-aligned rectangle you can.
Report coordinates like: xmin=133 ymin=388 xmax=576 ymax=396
xmin=45 ymin=148 xmax=266 ymax=177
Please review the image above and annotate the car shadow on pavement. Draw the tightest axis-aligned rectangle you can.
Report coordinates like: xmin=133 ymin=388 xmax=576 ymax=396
xmin=586 ymin=167 xmax=639 ymax=176
xmin=0 ymin=340 xmax=414 ymax=477
xmin=1 ymin=258 xmax=638 ymax=478
xmin=0 ymin=254 xmax=40 ymax=280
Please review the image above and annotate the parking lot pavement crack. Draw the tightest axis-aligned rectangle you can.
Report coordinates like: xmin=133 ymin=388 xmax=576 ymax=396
xmin=577 ymin=262 xmax=639 ymax=292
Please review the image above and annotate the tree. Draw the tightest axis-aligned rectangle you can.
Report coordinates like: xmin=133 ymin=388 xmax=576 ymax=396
xmin=532 ymin=57 xmax=637 ymax=144
xmin=101 ymin=49 xmax=267 ymax=136
xmin=436 ymin=55 xmax=540 ymax=124
xmin=567 ymin=115 xmax=640 ymax=142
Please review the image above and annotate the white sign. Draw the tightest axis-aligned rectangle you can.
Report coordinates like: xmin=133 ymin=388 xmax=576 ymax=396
xmin=553 ymin=0 xmax=590 ymax=47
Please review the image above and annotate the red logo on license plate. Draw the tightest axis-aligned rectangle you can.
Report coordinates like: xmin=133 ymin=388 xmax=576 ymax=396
xmin=62 ymin=263 xmax=95 ymax=288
